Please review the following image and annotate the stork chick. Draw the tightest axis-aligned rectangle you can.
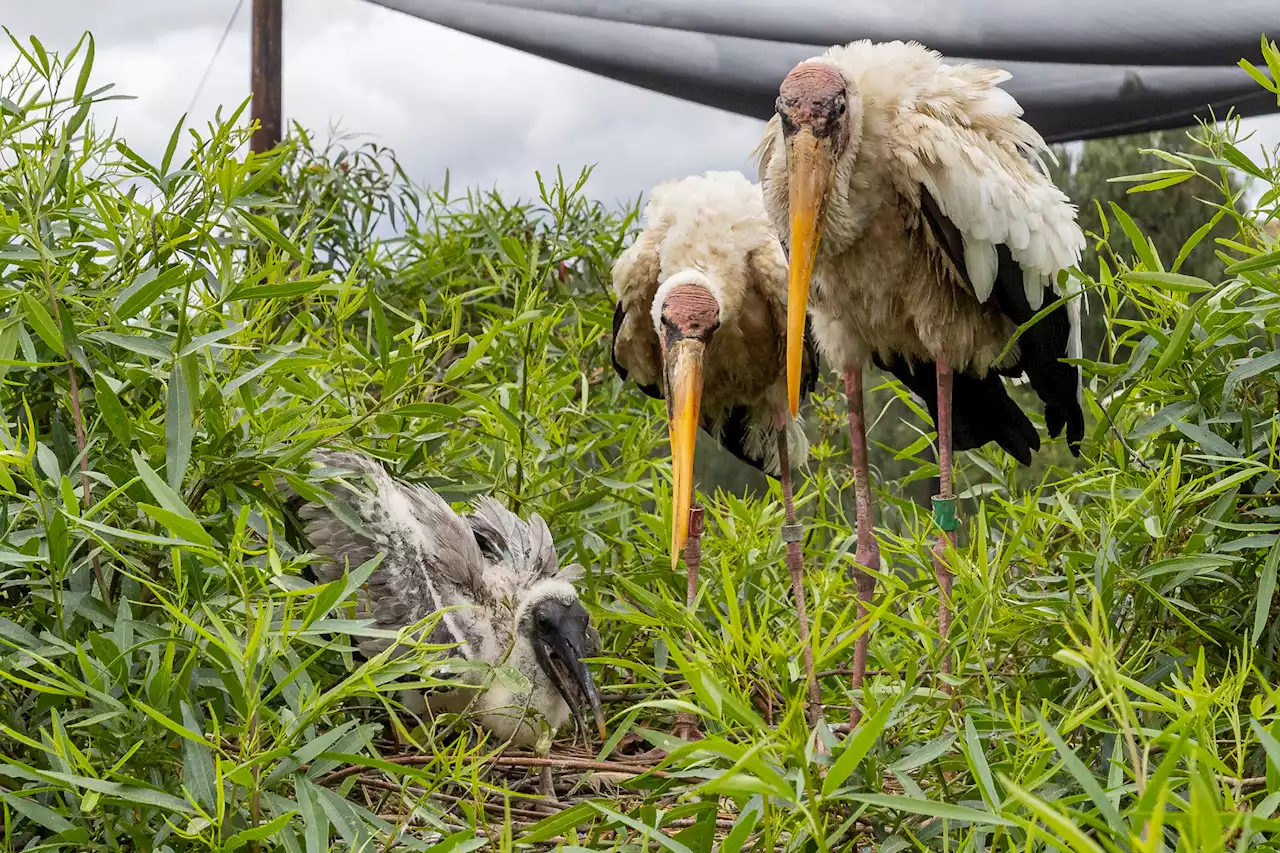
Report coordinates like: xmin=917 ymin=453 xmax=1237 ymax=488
xmin=610 ymin=171 xmax=822 ymax=729
xmin=757 ymin=42 xmax=1085 ymax=721
xmin=293 ymin=450 xmax=607 ymax=771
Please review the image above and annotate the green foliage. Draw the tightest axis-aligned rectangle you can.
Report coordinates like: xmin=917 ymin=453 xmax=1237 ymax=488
xmin=5 ymin=27 xmax=1280 ymax=853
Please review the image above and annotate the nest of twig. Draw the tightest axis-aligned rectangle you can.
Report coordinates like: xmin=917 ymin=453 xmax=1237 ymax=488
xmin=319 ymin=737 xmax=700 ymax=848
xmin=318 ymin=731 xmax=888 ymax=850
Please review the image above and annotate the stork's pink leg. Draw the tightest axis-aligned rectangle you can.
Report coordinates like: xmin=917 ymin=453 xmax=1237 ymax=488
xmin=843 ymin=368 xmax=881 ymax=727
xmin=932 ymin=361 xmax=956 ymax=689
xmin=672 ymin=505 xmax=705 ymax=742
xmin=776 ymin=421 xmax=821 ymax=723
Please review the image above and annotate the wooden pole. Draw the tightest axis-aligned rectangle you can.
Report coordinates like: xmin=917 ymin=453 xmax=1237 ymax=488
xmin=250 ymin=0 xmax=282 ymax=153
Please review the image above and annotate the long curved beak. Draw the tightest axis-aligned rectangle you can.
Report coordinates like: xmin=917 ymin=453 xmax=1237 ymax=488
xmin=574 ymin=658 xmax=608 ymax=743
xmin=786 ymin=129 xmax=834 ymax=416
xmin=665 ymin=338 xmax=706 ymax=571
xmin=537 ymin=628 xmax=609 ymax=742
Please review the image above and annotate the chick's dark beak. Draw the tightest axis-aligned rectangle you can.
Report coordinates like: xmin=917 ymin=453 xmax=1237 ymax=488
xmin=533 ymin=607 xmax=607 ymax=742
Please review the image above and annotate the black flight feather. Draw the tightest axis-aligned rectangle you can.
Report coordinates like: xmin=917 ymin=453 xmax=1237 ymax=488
xmin=611 ymin=300 xmax=662 ymax=400
xmin=915 ymin=187 xmax=1084 ymax=463
xmin=872 ymin=353 xmax=1040 ymax=466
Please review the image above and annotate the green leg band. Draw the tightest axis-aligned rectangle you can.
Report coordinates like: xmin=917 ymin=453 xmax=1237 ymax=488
xmin=932 ymin=496 xmax=959 ymax=533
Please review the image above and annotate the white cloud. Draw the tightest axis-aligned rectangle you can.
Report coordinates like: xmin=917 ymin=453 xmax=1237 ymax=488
xmin=1 ymin=0 xmax=1277 ymax=210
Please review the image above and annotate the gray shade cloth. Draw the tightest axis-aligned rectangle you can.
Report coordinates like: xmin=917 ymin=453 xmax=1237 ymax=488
xmin=421 ymin=0 xmax=1280 ymax=66
xmin=369 ymin=0 xmax=1280 ymax=141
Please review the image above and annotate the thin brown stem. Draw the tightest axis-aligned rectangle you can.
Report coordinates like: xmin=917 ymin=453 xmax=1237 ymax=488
xmin=43 ymin=274 xmax=108 ymax=604
xmin=317 ymin=754 xmax=667 ymax=787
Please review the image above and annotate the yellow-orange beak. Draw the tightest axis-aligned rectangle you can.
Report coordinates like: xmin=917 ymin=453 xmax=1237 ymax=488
xmin=665 ymin=338 xmax=706 ymax=571
xmin=786 ymin=129 xmax=834 ymax=417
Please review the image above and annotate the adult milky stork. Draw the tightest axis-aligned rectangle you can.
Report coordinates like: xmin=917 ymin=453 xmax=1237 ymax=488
xmin=290 ymin=449 xmax=606 ymax=793
xmin=610 ymin=171 xmax=823 ymax=724
xmin=757 ymin=41 xmax=1085 ymax=720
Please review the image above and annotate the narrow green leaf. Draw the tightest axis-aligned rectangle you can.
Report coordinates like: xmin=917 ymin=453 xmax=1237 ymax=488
xmin=391 ymin=402 xmax=467 ymax=421
xmin=1172 ymin=419 xmax=1242 ymax=459
xmin=1227 ymin=249 xmax=1280 ymax=275
xmin=0 ymin=318 xmax=19 ymax=382
xmin=0 ymin=790 xmax=76 ymax=834
xmin=516 ymin=800 xmax=602 ymax=843
xmin=115 ymin=267 xmax=183 ymax=321
xmin=239 ymin=210 xmax=305 ymax=261
xmin=837 ymin=793 xmax=1014 ymax=827
xmin=133 ymin=698 xmax=211 ymax=747
xmin=1001 ymin=774 xmax=1105 ymax=853
xmin=369 ymin=282 xmax=390 ymax=368
xmin=34 ymin=769 xmax=194 ymax=813
xmin=19 ymin=292 xmax=65 ymax=356
xmin=1108 ymin=202 xmax=1159 ymax=270
xmin=179 ymin=323 xmax=243 ymax=357
xmin=423 ymin=829 xmax=489 ymax=853
xmin=443 ymin=325 xmax=501 ymax=384
xmin=229 ymin=278 xmax=328 ymax=301
xmin=295 ymin=776 xmax=330 ymax=853
xmin=1172 ymin=209 xmax=1227 ymax=273
xmin=1223 ymin=143 xmax=1267 ymax=179
xmin=1149 ymin=301 xmax=1201 ymax=379
xmin=1224 ymin=350 xmax=1280 ymax=402
xmin=165 ymin=362 xmax=193 ymax=492
xmin=963 ymin=718 xmax=998 ymax=808
xmin=74 ymin=514 xmax=202 ymax=548
xmin=222 ymin=811 xmax=296 ymax=852
xmin=1123 ymin=270 xmax=1214 ymax=293
xmin=28 ymin=35 xmax=49 ymax=74
xmin=1256 ymin=541 xmax=1280 ymax=645
xmin=1238 ymin=58 xmax=1279 ymax=94
xmin=1033 ymin=710 xmax=1125 ymax=835
xmin=222 ymin=349 xmax=289 ymax=397
xmin=160 ymin=114 xmax=184 ymax=176
xmin=93 ymin=373 xmax=132 ymax=445
xmin=133 ymin=450 xmax=196 ymax=521
xmin=238 ymin=146 xmax=292 ymax=196
xmin=823 ymin=698 xmax=894 ymax=796
xmin=139 ymin=504 xmax=212 ymax=547
xmin=180 ymin=702 xmax=217 ymax=810
xmin=888 ymin=732 xmax=955 ymax=775
xmin=718 ymin=802 xmax=760 ymax=853
xmin=89 ymin=331 xmax=173 ymax=359
xmin=35 ymin=441 xmax=61 ymax=483
xmin=588 ymin=802 xmax=697 ymax=853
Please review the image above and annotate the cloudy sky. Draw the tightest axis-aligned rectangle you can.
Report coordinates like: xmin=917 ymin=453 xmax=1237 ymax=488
xmin=3 ymin=1 xmax=1278 ymax=208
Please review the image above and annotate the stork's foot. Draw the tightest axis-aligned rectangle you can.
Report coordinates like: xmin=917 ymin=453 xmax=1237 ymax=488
xmin=670 ymin=712 xmax=704 ymax=744
xmin=536 ymin=765 xmax=559 ymax=806
xmin=622 ymin=714 xmax=705 ymax=765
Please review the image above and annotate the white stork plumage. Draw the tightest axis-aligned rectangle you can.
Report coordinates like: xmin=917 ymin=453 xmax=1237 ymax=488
xmin=291 ymin=450 xmax=607 ymax=757
xmin=610 ymin=171 xmax=823 ymax=723
xmin=756 ymin=41 xmax=1086 ymax=720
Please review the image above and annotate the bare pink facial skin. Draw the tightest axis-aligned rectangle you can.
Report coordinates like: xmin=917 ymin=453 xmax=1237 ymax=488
xmin=661 ymin=284 xmax=720 ymax=341
xmin=777 ymin=62 xmax=848 ymax=141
